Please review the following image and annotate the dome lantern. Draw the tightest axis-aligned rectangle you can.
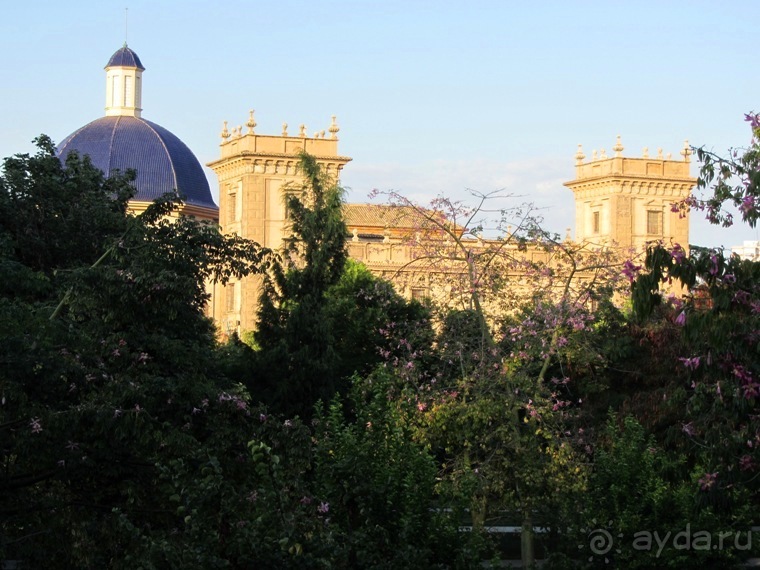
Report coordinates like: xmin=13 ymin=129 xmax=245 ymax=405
xmin=105 ymin=45 xmax=145 ymax=118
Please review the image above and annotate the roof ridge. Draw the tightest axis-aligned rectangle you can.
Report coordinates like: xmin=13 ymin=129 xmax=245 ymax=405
xmin=140 ymin=118 xmax=179 ymax=199
xmin=106 ymin=116 xmax=121 ymax=176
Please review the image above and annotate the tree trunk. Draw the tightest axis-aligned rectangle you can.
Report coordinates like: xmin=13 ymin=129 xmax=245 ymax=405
xmin=470 ymin=494 xmax=487 ymax=531
xmin=521 ymin=511 xmax=535 ymax=568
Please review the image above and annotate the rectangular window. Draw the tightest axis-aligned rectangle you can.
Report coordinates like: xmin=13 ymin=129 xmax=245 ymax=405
xmin=411 ymin=287 xmax=427 ymax=301
xmin=225 ymin=283 xmax=236 ymax=313
xmin=227 ymin=192 xmax=236 ymax=222
xmin=124 ymin=76 xmax=133 ymax=107
xmin=647 ymin=210 xmax=662 ymax=235
xmin=592 ymin=211 xmax=600 ymax=234
xmin=112 ymin=75 xmax=121 ymax=107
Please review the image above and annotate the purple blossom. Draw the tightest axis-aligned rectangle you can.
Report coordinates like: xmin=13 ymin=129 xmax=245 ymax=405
xmin=698 ymin=472 xmax=718 ymax=491
xmin=621 ymin=260 xmax=642 ymax=283
xmin=744 ymin=112 xmax=760 ymax=129
xmin=709 ymin=254 xmax=719 ymax=276
xmin=29 ymin=417 xmax=42 ymax=434
xmin=740 ymin=195 xmax=756 ymax=215
xmin=679 ymin=356 xmax=700 ymax=371
xmin=675 ymin=311 xmax=687 ymax=326
xmin=671 ymin=243 xmax=686 ymax=264
xmin=317 ymin=501 xmax=330 ymax=514
xmin=734 ymin=290 xmax=751 ymax=305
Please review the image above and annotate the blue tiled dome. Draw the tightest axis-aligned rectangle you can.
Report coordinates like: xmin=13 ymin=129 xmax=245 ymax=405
xmin=107 ymin=46 xmax=145 ymax=70
xmin=58 ymin=116 xmax=217 ymax=210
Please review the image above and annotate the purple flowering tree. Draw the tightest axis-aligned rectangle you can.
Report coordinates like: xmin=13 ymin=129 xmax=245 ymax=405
xmin=673 ymin=112 xmax=760 ymax=228
xmin=632 ymin=115 xmax=760 ymax=526
xmin=370 ymin=188 xmax=630 ymax=566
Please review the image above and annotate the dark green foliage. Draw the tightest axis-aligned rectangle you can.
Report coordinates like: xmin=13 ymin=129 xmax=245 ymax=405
xmin=314 ymin=371 xmax=478 ymax=569
xmin=0 ymin=137 xmax=268 ymax=567
xmin=0 ymin=135 xmax=132 ymax=275
xmin=548 ymin=415 xmax=751 ymax=569
xmin=253 ymin=152 xmax=348 ymax=417
xmin=252 ymin=155 xmax=434 ymax=418
xmin=632 ymin=244 xmax=760 ymax=510
xmin=325 ymin=260 xmax=434 ymax=380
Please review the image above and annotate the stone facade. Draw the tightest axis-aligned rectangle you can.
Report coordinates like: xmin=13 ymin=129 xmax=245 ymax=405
xmin=564 ymin=138 xmax=695 ymax=252
xmin=208 ymin=114 xmax=697 ymax=336
xmin=206 ymin=113 xmax=351 ymax=334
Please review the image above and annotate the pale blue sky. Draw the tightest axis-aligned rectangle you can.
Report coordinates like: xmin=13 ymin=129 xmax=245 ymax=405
xmin=2 ymin=0 xmax=759 ymax=248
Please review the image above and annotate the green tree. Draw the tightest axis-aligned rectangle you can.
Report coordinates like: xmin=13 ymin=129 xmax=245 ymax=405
xmin=624 ymin=114 xmax=760 ymax=565
xmin=314 ymin=371 xmax=476 ymax=569
xmin=0 ymin=137 xmax=272 ymax=567
xmin=371 ymin=189 xmax=629 ymax=567
xmin=324 ymin=259 xmax=434 ymax=381
xmin=253 ymin=152 xmax=348 ymax=417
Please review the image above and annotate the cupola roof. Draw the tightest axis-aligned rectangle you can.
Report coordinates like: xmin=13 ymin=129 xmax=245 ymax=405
xmin=106 ymin=45 xmax=145 ymax=70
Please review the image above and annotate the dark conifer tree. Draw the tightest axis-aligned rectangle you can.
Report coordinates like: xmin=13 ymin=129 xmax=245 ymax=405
xmin=254 ymin=152 xmax=348 ymax=417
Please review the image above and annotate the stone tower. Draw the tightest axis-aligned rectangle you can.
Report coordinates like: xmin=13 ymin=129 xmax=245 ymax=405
xmin=564 ymin=137 xmax=696 ymax=252
xmin=207 ymin=113 xmax=351 ymax=335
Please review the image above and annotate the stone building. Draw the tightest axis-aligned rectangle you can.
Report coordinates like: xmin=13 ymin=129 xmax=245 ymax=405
xmin=210 ymin=112 xmax=697 ymax=335
xmin=205 ymin=117 xmax=351 ymax=334
xmin=55 ymin=46 xmax=697 ymax=336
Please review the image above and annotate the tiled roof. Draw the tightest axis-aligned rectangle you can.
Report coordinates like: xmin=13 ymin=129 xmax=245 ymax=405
xmin=343 ymin=204 xmax=433 ymax=230
xmin=106 ymin=46 xmax=145 ymax=70
xmin=343 ymin=203 xmax=463 ymax=234
xmin=57 ymin=116 xmax=217 ymax=210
